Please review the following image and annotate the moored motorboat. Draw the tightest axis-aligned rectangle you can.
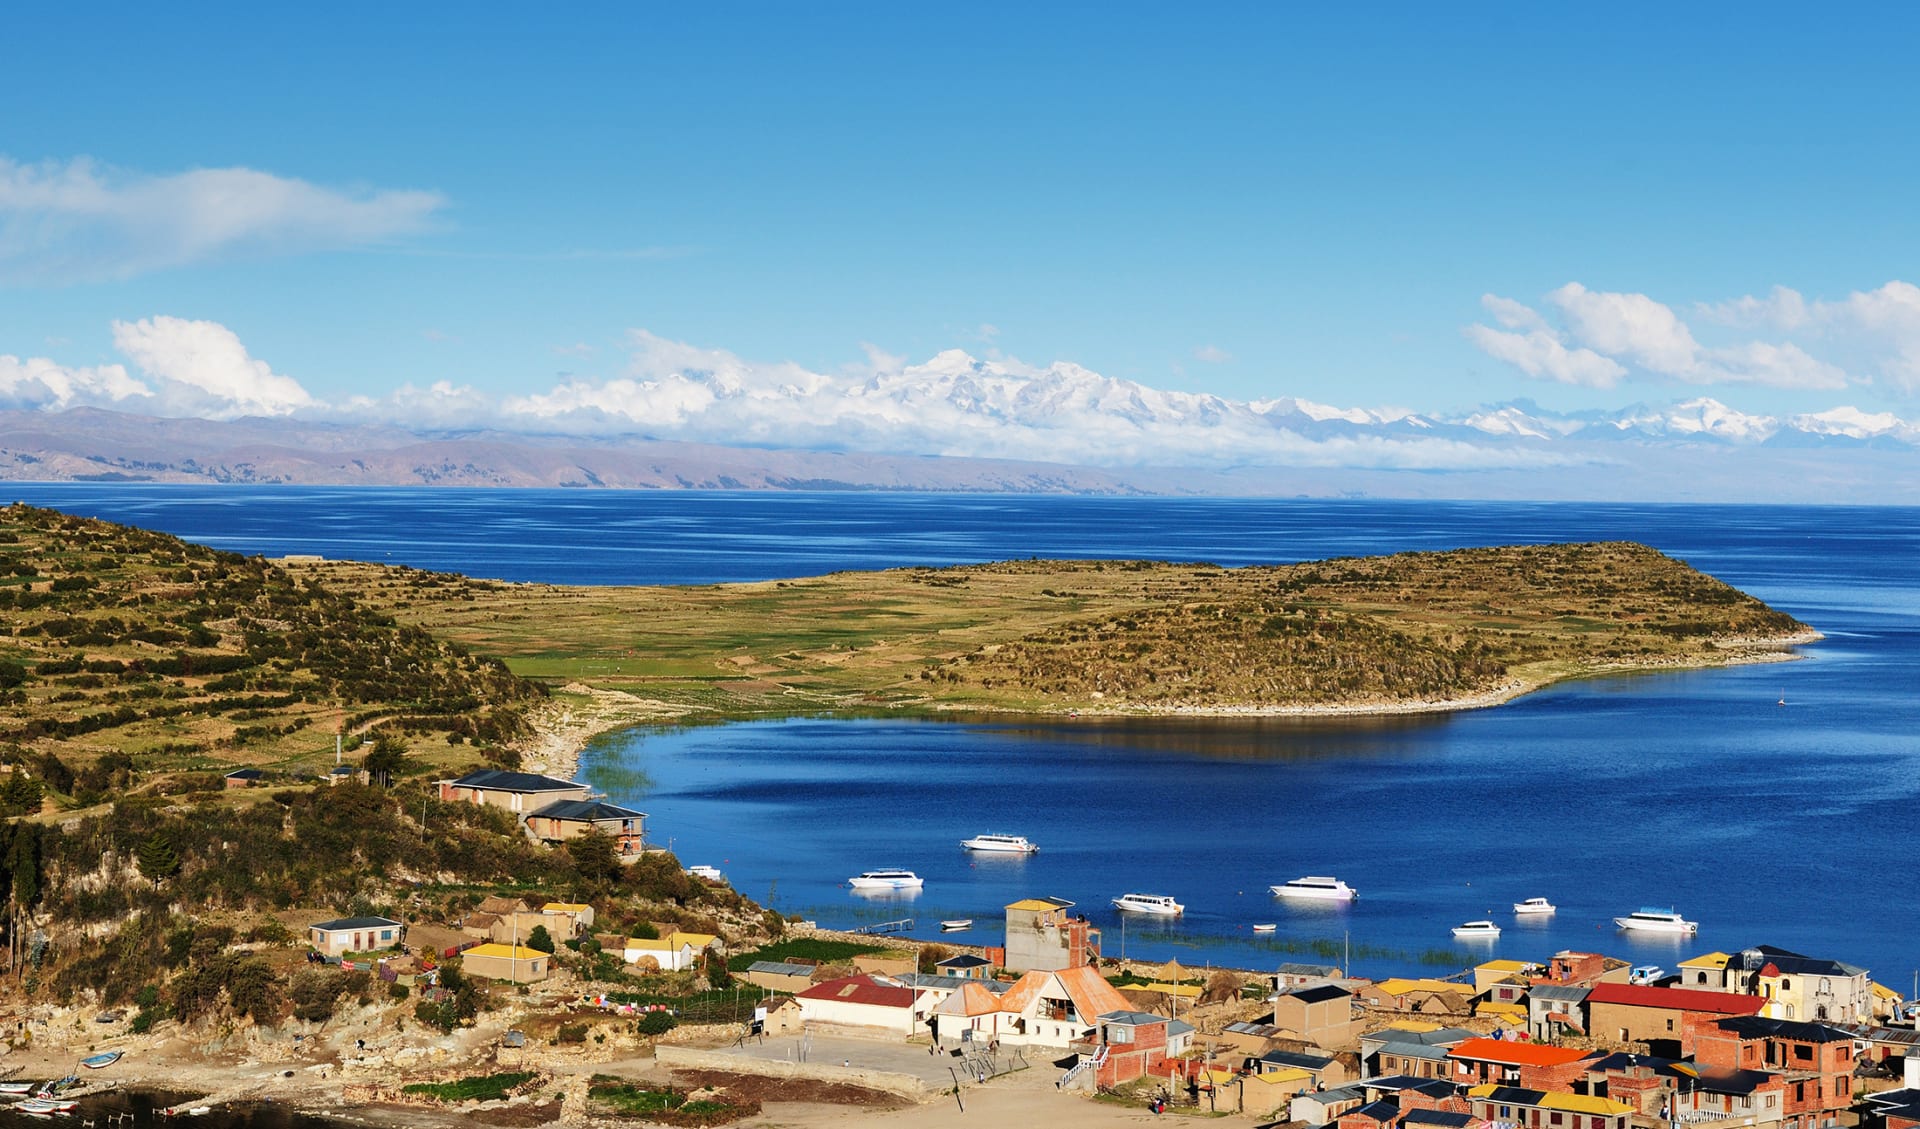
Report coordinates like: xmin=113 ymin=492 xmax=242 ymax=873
xmin=1251 ymin=923 xmax=1277 ymax=934
xmin=1270 ymin=876 xmax=1357 ymax=901
xmin=1513 ymin=897 xmax=1556 ymax=915
xmin=0 ymin=1081 xmax=35 ymax=1096
xmin=847 ymin=868 xmax=923 ymax=890
xmin=1111 ymin=892 xmax=1184 ymax=916
xmin=1451 ymin=920 xmax=1502 ymax=939
xmin=1613 ymin=907 xmax=1697 ymax=934
xmin=939 ymin=919 xmax=972 ymax=931
xmin=960 ymin=833 xmax=1038 ymax=854
xmin=19 ymin=1097 xmax=77 ymax=1113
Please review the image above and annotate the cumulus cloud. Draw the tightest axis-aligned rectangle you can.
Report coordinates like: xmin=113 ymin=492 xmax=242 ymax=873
xmin=1468 ymin=283 xmax=1850 ymax=391
xmin=0 ymin=354 xmax=150 ymax=411
xmin=0 ymin=155 xmax=444 ymax=284
xmin=110 ymin=316 xmax=316 ymax=418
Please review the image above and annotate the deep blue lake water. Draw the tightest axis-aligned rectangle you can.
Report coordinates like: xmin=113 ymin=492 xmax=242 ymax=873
xmin=9 ymin=485 xmax=1918 ymax=988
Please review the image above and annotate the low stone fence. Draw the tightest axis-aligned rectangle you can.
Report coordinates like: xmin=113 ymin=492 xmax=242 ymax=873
xmin=654 ymin=1044 xmax=932 ymax=1099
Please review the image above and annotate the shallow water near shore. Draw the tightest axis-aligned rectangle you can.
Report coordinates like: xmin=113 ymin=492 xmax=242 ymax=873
xmin=13 ymin=486 xmax=1920 ymax=981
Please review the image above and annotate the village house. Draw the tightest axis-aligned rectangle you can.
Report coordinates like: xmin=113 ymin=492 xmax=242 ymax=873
xmin=523 ymin=798 xmax=648 ymax=854
xmin=1475 ymin=959 xmax=1541 ymax=999
xmin=1679 ymin=946 xmax=1872 ymax=1023
xmin=1273 ymin=962 xmax=1345 ymax=991
xmin=795 ymin=974 xmax=926 ymax=1037
xmin=1863 ymin=1059 xmax=1920 ymax=1129
xmin=926 ymin=979 xmax=1017 ymax=1044
xmin=1002 ymin=897 xmax=1101 ymax=973
xmin=1219 ymin=1019 xmax=1287 ymax=1057
xmin=935 ymin=953 xmax=993 ymax=980
xmin=1329 ymin=1075 xmax=1473 ymax=1129
xmin=1577 ymin=1052 xmax=1787 ymax=1127
xmin=743 ymin=960 xmax=818 ymax=993
xmin=623 ymin=936 xmax=698 ymax=971
xmin=1362 ymin=1026 xmax=1476 ymax=1080
xmin=1527 ymin=984 xmax=1591 ymax=1041
xmin=851 ymin=952 xmax=918 ymax=977
xmin=438 ymin=768 xmax=591 ymax=814
xmin=1583 ymin=982 xmax=1766 ymax=1056
xmin=461 ymin=942 xmax=550 ymax=982
xmin=997 ymin=963 xmax=1135 ymax=1046
xmin=1364 ymin=978 xmax=1473 ymax=1015
xmin=1468 ymin=1084 xmax=1634 ymax=1129
xmin=540 ymin=901 xmax=595 ymax=934
xmin=223 ymin=767 xmax=264 ymax=789
xmin=308 ymin=915 xmax=404 ymax=957
xmin=1272 ymin=983 xmax=1362 ymax=1045
xmin=1254 ymin=1047 xmax=1355 ymax=1088
xmin=1292 ymin=1084 xmax=1370 ymax=1125
xmin=1532 ymin=951 xmax=1631 ymax=991
xmin=1692 ymin=1015 xmax=1856 ymax=1129
xmin=1080 ymin=1011 xmax=1178 ymax=1089
xmin=1446 ymin=1036 xmax=1595 ymax=1091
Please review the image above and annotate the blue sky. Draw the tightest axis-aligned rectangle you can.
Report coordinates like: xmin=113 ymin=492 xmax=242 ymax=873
xmin=4 ymin=4 xmax=1920 ymax=461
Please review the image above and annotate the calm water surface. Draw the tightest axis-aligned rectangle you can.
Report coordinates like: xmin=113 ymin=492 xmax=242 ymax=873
xmin=11 ymin=486 xmax=1919 ymax=983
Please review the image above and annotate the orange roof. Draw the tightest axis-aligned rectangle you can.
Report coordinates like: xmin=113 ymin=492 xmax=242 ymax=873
xmin=936 ymin=981 xmax=1003 ymax=1017
xmin=1056 ymin=964 xmax=1134 ymax=1018
xmin=1449 ymin=1037 xmax=1592 ymax=1067
xmin=996 ymin=965 xmax=1133 ymax=1022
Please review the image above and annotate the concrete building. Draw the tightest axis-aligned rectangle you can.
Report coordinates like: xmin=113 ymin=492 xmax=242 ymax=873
xmin=1446 ymin=1037 xmax=1595 ymax=1090
xmin=523 ymin=798 xmax=647 ymax=854
xmin=795 ymin=974 xmax=924 ymax=1037
xmin=308 ymin=915 xmax=404 ymax=957
xmin=1272 ymin=983 xmax=1360 ymax=1045
xmin=438 ymin=769 xmax=590 ymax=814
xmin=1526 ymin=984 xmax=1590 ymax=1041
xmin=1468 ymin=1085 xmax=1633 ymax=1129
xmin=743 ymin=960 xmax=818 ymax=993
xmin=1002 ymin=897 xmax=1100 ymax=973
xmin=1584 ymin=982 xmax=1765 ymax=1056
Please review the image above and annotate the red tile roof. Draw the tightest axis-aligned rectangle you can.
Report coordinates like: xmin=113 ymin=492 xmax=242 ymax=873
xmin=797 ymin=974 xmax=916 ymax=1009
xmin=1449 ymin=1037 xmax=1594 ymax=1067
xmin=1586 ymin=983 xmax=1765 ymax=1015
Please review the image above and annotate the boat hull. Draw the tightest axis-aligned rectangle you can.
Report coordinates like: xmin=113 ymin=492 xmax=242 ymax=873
xmin=1271 ymin=884 xmax=1356 ymax=901
xmin=960 ymin=836 xmax=1037 ymax=854
xmin=849 ymin=877 xmax=923 ymax=890
xmin=1111 ymin=897 xmax=1183 ymax=916
xmin=1513 ymin=900 xmax=1556 ymax=915
xmin=1614 ymin=917 xmax=1696 ymax=933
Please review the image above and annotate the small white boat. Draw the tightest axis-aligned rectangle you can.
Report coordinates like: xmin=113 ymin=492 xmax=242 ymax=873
xmin=1112 ymin=892 xmax=1183 ymax=916
xmin=1513 ymin=897 xmax=1556 ymax=915
xmin=848 ymin=868 xmax=924 ymax=890
xmin=1629 ymin=964 xmax=1667 ymax=985
xmin=1251 ymin=923 xmax=1277 ymax=934
xmin=686 ymin=864 xmax=724 ymax=882
xmin=0 ymin=1081 xmax=34 ymax=1096
xmin=1614 ymin=907 xmax=1697 ymax=934
xmin=19 ymin=1097 xmax=77 ymax=1113
xmin=1270 ymin=876 xmax=1357 ymax=901
xmin=80 ymin=1050 xmax=122 ymax=1069
xmin=960 ymin=833 xmax=1038 ymax=854
xmin=1452 ymin=920 xmax=1502 ymax=939
xmin=939 ymin=919 xmax=972 ymax=931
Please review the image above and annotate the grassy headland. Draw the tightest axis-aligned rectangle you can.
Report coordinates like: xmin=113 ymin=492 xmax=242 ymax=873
xmin=298 ymin=540 xmax=1813 ymax=723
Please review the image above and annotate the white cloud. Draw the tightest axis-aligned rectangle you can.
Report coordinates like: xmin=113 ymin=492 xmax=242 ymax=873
xmin=1694 ymin=284 xmax=1810 ymax=330
xmin=0 ymin=354 xmax=150 ymax=411
xmin=1470 ymin=282 xmax=1851 ymax=391
xmin=1193 ymin=344 xmax=1233 ymax=364
xmin=0 ymin=155 xmax=444 ymax=284
xmin=110 ymin=316 xmax=316 ymax=418
xmin=1463 ymin=322 xmax=1627 ymax=388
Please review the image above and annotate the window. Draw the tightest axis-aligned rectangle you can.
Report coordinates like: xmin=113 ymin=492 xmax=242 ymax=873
xmin=1793 ymin=1045 xmax=1811 ymax=1061
xmin=1109 ymin=1026 xmax=1133 ymax=1045
xmin=1781 ymin=978 xmax=1791 ymax=991
xmin=1550 ymin=1112 xmax=1564 ymax=1125
xmin=1666 ymin=1019 xmax=1674 ymax=1031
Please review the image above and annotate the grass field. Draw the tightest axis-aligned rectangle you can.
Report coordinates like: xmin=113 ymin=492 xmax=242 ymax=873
xmin=302 ymin=540 xmax=1810 ymax=721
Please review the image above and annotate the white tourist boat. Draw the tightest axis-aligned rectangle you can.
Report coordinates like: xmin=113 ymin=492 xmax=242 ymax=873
xmin=960 ymin=833 xmax=1039 ymax=854
xmin=1451 ymin=920 xmax=1502 ymax=939
xmin=939 ymin=918 xmax=972 ymax=931
xmin=1513 ymin=897 xmax=1556 ymax=915
xmin=1613 ymin=906 xmax=1698 ymax=934
xmin=847 ymin=868 xmax=924 ymax=890
xmin=1270 ymin=876 xmax=1358 ymax=901
xmin=1111 ymin=892 xmax=1184 ymax=916
xmin=686 ymin=864 xmax=725 ymax=882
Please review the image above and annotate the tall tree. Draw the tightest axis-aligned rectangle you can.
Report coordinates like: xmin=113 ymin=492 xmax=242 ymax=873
xmin=361 ymin=735 xmax=410 ymax=788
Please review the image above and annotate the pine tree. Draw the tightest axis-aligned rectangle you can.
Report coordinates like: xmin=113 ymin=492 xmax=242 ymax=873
xmin=137 ymin=831 xmax=181 ymax=881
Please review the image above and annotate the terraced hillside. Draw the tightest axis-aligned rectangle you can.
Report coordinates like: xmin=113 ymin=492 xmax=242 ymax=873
xmin=0 ymin=503 xmax=544 ymax=789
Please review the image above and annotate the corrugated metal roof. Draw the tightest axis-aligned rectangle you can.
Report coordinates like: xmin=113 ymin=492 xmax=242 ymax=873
xmin=748 ymin=961 xmax=817 ymax=977
xmin=310 ymin=916 xmax=403 ymax=932
xmin=446 ymin=769 xmax=584 ymax=793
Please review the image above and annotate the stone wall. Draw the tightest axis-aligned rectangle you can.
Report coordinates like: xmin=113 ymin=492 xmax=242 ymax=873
xmin=654 ymin=1044 xmax=932 ymax=1099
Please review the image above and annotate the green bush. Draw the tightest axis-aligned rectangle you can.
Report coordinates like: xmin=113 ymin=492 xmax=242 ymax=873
xmin=401 ymin=1071 xmax=537 ymax=1102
